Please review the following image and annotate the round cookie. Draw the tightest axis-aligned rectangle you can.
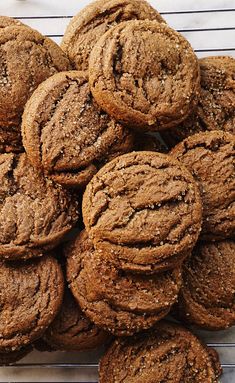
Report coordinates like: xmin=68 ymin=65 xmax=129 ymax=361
xmin=0 ymin=24 xmax=70 ymax=130
xmin=43 ymin=288 xmax=110 ymax=351
xmin=66 ymin=230 xmax=182 ymax=336
xmin=22 ymin=71 xmax=134 ymax=189
xmin=89 ymin=20 xmax=200 ymax=131
xmin=0 ymin=153 xmax=78 ymax=260
xmin=83 ymin=151 xmax=202 ymax=273
xmin=61 ymin=0 xmax=165 ymax=71
xmin=171 ymin=131 xmax=235 ymax=240
xmin=176 ymin=240 xmax=235 ymax=330
xmin=0 ymin=256 xmax=64 ymax=352
xmin=162 ymin=56 xmax=235 ymax=147
xmin=99 ymin=321 xmax=222 ymax=383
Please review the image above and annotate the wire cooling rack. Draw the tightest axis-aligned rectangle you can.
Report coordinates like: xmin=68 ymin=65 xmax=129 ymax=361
xmin=0 ymin=0 xmax=234 ymax=382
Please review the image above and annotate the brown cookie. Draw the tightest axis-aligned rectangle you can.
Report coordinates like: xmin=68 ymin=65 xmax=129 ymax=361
xmin=171 ymin=131 xmax=235 ymax=240
xmin=163 ymin=56 xmax=235 ymax=147
xmin=99 ymin=321 xmax=222 ymax=383
xmin=0 ymin=346 xmax=32 ymax=366
xmin=22 ymin=71 xmax=133 ymax=189
xmin=0 ymin=153 xmax=78 ymax=260
xmin=0 ymin=256 xmax=64 ymax=352
xmin=83 ymin=151 xmax=202 ymax=273
xmin=43 ymin=288 xmax=110 ymax=351
xmin=66 ymin=230 xmax=182 ymax=336
xmin=89 ymin=20 xmax=200 ymax=131
xmin=176 ymin=240 xmax=235 ymax=330
xmin=0 ymin=24 xmax=70 ymax=148
xmin=61 ymin=0 xmax=165 ymax=71
xmin=0 ymin=16 xmax=25 ymax=29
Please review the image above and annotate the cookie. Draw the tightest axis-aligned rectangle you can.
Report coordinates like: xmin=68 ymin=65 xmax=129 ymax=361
xmin=0 ymin=25 xmax=70 ymax=146
xmin=176 ymin=240 xmax=235 ymax=330
xmin=0 ymin=16 xmax=25 ymax=29
xmin=61 ymin=0 xmax=165 ymax=71
xmin=99 ymin=321 xmax=222 ymax=383
xmin=43 ymin=288 xmax=110 ymax=351
xmin=66 ymin=230 xmax=182 ymax=336
xmin=163 ymin=56 xmax=235 ymax=147
xmin=22 ymin=71 xmax=134 ymax=189
xmin=0 ymin=255 xmax=64 ymax=352
xmin=83 ymin=151 xmax=202 ymax=273
xmin=171 ymin=131 xmax=235 ymax=240
xmin=89 ymin=20 xmax=200 ymax=130
xmin=0 ymin=153 xmax=78 ymax=260
xmin=0 ymin=346 xmax=32 ymax=366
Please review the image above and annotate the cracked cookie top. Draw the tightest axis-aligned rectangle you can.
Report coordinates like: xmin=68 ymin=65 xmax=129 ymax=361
xmin=162 ymin=56 xmax=235 ymax=147
xmin=0 ymin=255 xmax=64 ymax=352
xmin=22 ymin=71 xmax=134 ymax=189
xmin=99 ymin=321 xmax=222 ymax=383
xmin=82 ymin=151 xmax=202 ymax=273
xmin=0 ymin=24 xmax=70 ymax=128
xmin=66 ymin=230 xmax=182 ymax=336
xmin=171 ymin=131 xmax=235 ymax=240
xmin=0 ymin=153 xmax=78 ymax=260
xmin=61 ymin=0 xmax=165 ymax=71
xmin=89 ymin=20 xmax=200 ymax=130
xmin=176 ymin=240 xmax=235 ymax=330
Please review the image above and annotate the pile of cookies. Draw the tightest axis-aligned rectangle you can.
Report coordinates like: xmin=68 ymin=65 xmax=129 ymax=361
xmin=0 ymin=0 xmax=234 ymax=381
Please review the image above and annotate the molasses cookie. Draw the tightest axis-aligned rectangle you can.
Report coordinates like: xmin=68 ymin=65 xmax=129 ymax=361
xmin=163 ymin=56 xmax=235 ymax=147
xmin=66 ymin=230 xmax=182 ymax=336
xmin=0 ymin=24 xmax=70 ymax=133
xmin=61 ymin=0 xmax=165 ymax=71
xmin=176 ymin=240 xmax=235 ymax=330
xmin=22 ymin=71 xmax=134 ymax=189
xmin=171 ymin=131 xmax=235 ymax=240
xmin=0 ymin=153 xmax=78 ymax=260
xmin=99 ymin=321 xmax=222 ymax=382
xmin=43 ymin=288 xmax=110 ymax=351
xmin=89 ymin=20 xmax=200 ymax=130
xmin=83 ymin=151 xmax=202 ymax=273
xmin=0 ymin=256 xmax=64 ymax=352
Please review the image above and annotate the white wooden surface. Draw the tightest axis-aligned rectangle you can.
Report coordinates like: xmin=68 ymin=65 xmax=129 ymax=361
xmin=0 ymin=0 xmax=234 ymax=381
